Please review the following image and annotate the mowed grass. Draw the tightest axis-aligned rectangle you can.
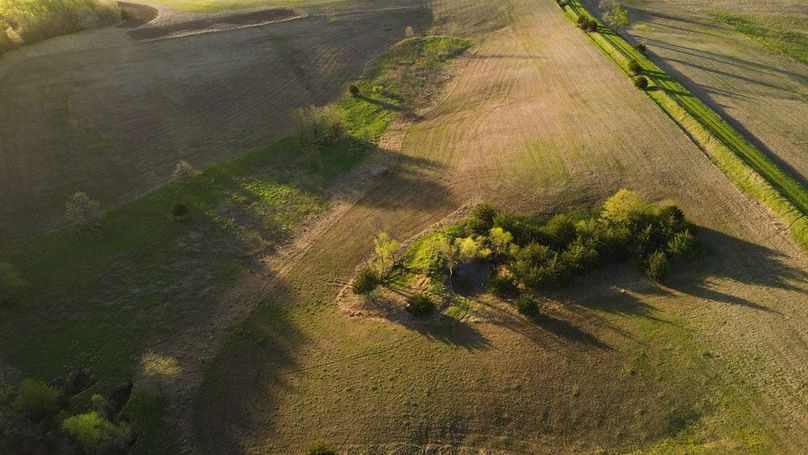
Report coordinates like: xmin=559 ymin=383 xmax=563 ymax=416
xmin=562 ymin=0 xmax=808 ymax=253
xmin=0 ymin=35 xmax=469 ymax=452
xmin=712 ymin=12 xmax=808 ymax=65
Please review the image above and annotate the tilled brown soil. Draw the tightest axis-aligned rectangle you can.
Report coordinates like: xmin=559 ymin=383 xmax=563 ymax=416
xmin=0 ymin=0 xmax=430 ymax=238
xmin=128 ymin=7 xmax=301 ymax=40
xmin=190 ymin=0 xmax=807 ymax=453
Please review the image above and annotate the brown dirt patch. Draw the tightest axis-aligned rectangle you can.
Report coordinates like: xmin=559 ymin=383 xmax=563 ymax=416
xmin=128 ymin=7 xmax=302 ymax=40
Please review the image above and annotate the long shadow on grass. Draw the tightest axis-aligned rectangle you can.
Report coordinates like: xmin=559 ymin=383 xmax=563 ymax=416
xmin=665 ymin=227 xmax=805 ymax=314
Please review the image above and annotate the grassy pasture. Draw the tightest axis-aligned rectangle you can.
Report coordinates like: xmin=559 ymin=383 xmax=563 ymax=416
xmin=564 ymin=0 xmax=808 ymax=253
xmin=711 ymin=12 xmax=808 ymax=65
xmin=0 ymin=35 xmax=469 ymax=453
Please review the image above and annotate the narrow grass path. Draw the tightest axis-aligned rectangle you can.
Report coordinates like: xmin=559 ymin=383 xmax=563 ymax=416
xmin=561 ymin=0 xmax=808 ymax=253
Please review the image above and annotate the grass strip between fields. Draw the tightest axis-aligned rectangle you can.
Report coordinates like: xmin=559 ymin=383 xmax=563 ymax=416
xmin=560 ymin=0 xmax=808 ymax=254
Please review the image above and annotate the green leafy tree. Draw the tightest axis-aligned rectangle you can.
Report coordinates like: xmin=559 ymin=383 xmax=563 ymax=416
xmin=373 ymin=232 xmax=400 ymax=276
xmin=15 ymin=379 xmax=61 ymax=421
xmin=62 ymin=412 xmax=132 ymax=455
xmin=488 ymin=227 xmax=514 ymax=256
xmin=600 ymin=0 xmax=630 ymax=32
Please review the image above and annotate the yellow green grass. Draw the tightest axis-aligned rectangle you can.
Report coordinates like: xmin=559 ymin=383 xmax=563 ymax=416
xmin=561 ymin=0 xmax=808 ymax=253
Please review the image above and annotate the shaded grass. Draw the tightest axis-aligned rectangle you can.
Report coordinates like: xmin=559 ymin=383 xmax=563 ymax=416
xmin=712 ymin=12 xmax=808 ymax=65
xmin=561 ymin=0 xmax=808 ymax=253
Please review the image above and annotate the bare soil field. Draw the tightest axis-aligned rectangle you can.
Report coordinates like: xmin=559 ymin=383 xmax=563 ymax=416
xmin=584 ymin=0 xmax=808 ymax=186
xmin=0 ymin=0 xmax=430 ymax=238
xmin=191 ymin=0 xmax=808 ymax=453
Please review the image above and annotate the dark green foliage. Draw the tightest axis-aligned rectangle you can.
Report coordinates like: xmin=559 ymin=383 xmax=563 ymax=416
xmin=62 ymin=412 xmax=132 ymax=454
xmin=634 ymin=42 xmax=647 ymax=54
xmin=469 ymin=202 xmax=499 ymax=234
xmin=493 ymin=212 xmax=547 ymax=246
xmin=634 ymin=75 xmax=649 ymax=89
xmin=667 ymin=230 xmax=698 ymax=258
xmin=515 ymin=295 xmax=540 ymax=317
xmin=307 ymin=441 xmax=338 ymax=455
xmin=15 ymin=379 xmax=61 ymax=421
xmin=542 ymin=214 xmax=577 ymax=248
xmin=405 ymin=293 xmax=436 ymax=317
xmin=561 ymin=239 xmax=600 ymax=273
xmin=644 ymin=250 xmax=668 ymax=282
xmin=172 ymin=203 xmax=189 ymax=219
xmin=628 ymin=59 xmax=641 ymax=75
xmin=352 ymin=267 xmax=380 ymax=295
xmin=487 ymin=273 xmax=519 ymax=298
xmin=348 ymin=84 xmax=359 ymax=97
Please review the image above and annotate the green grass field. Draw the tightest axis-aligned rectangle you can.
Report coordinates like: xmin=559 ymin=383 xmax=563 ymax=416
xmin=712 ymin=12 xmax=808 ymax=65
xmin=562 ymin=0 xmax=808 ymax=253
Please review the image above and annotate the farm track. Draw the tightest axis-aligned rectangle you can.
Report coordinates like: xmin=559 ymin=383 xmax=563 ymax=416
xmin=0 ymin=0 xmax=431 ymax=238
xmin=193 ymin=0 xmax=807 ymax=452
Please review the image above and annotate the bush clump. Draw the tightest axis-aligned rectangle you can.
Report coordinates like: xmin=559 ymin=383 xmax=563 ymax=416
xmin=577 ymin=16 xmax=599 ymax=32
xmin=171 ymin=160 xmax=198 ymax=183
xmin=644 ymin=250 xmax=668 ymax=282
xmin=515 ymin=295 xmax=540 ymax=317
xmin=634 ymin=75 xmax=649 ymax=90
xmin=352 ymin=267 xmax=380 ymax=295
xmin=348 ymin=84 xmax=360 ymax=97
xmin=635 ymin=42 xmax=647 ymax=54
xmin=292 ymin=105 xmax=346 ymax=146
xmin=405 ymin=293 xmax=436 ymax=317
xmin=487 ymin=272 xmax=519 ymax=298
xmin=65 ymin=192 xmax=103 ymax=228
xmin=62 ymin=412 xmax=132 ymax=454
xmin=172 ymin=203 xmax=189 ymax=219
xmin=15 ymin=379 xmax=61 ymax=421
xmin=627 ymin=59 xmax=641 ymax=75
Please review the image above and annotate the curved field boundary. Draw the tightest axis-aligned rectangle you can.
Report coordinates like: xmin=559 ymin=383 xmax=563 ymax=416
xmin=559 ymin=0 xmax=808 ymax=253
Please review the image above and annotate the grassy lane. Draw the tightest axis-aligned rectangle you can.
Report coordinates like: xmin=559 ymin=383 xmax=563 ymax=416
xmin=560 ymin=0 xmax=808 ymax=253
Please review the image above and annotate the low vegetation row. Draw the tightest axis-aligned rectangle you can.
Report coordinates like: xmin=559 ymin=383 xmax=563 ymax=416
xmin=0 ymin=0 xmax=120 ymax=54
xmin=558 ymin=0 xmax=808 ymax=253
xmin=1 ymin=369 xmax=135 ymax=454
xmin=353 ymin=190 xmax=698 ymax=318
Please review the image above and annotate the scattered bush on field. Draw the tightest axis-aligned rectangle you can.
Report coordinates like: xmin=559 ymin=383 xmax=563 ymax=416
xmin=634 ymin=75 xmax=649 ymax=89
xmin=578 ymin=16 xmax=599 ymax=32
xmin=15 ymin=379 xmax=61 ymax=421
xmin=62 ymin=411 xmax=132 ymax=454
xmin=634 ymin=42 xmax=647 ymax=54
xmin=600 ymin=0 xmax=630 ymax=32
xmin=373 ymin=231 xmax=400 ymax=276
xmin=515 ymin=295 xmax=540 ymax=317
xmin=0 ymin=261 xmax=28 ymax=304
xmin=628 ymin=59 xmax=641 ymax=75
xmin=667 ymin=229 xmax=698 ymax=258
xmin=292 ymin=105 xmax=346 ymax=146
xmin=405 ymin=293 xmax=436 ymax=317
xmin=65 ymin=192 xmax=102 ymax=228
xmin=172 ymin=203 xmax=189 ymax=219
xmin=307 ymin=441 xmax=337 ymax=455
xmin=353 ymin=267 xmax=380 ymax=295
xmin=404 ymin=26 xmax=415 ymax=38
xmin=469 ymin=202 xmax=498 ymax=234
xmin=348 ymin=84 xmax=360 ymax=97
xmin=556 ymin=0 xmax=569 ymax=7
xmin=171 ymin=160 xmax=198 ymax=183
xmin=0 ymin=0 xmax=120 ymax=48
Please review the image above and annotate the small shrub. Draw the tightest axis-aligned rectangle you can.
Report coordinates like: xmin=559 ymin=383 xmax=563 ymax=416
xmin=635 ymin=42 xmax=647 ymax=54
xmin=561 ymin=239 xmax=599 ymax=272
xmin=352 ymin=267 xmax=380 ymax=295
xmin=577 ymin=15 xmax=588 ymax=29
xmin=171 ymin=160 xmax=198 ymax=183
xmin=62 ymin=412 xmax=132 ymax=454
xmin=515 ymin=295 xmax=540 ymax=317
xmin=405 ymin=293 xmax=435 ymax=317
xmin=307 ymin=441 xmax=337 ymax=455
xmin=644 ymin=250 xmax=668 ymax=282
xmin=0 ymin=261 xmax=28 ymax=304
xmin=470 ymin=202 xmax=498 ymax=233
xmin=601 ymin=189 xmax=645 ymax=225
xmin=667 ymin=229 xmax=698 ymax=258
xmin=487 ymin=273 xmax=519 ymax=298
xmin=15 ymin=379 xmax=61 ymax=421
xmin=404 ymin=26 xmax=415 ymax=38
xmin=348 ymin=84 xmax=360 ymax=97
xmin=372 ymin=84 xmax=384 ymax=95
xmin=292 ymin=105 xmax=346 ymax=145
xmin=171 ymin=203 xmax=189 ymax=219
xmin=586 ymin=19 xmax=599 ymax=33
xmin=542 ymin=214 xmax=577 ymax=248
xmin=627 ymin=59 xmax=641 ymax=75
xmin=633 ymin=75 xmax=649 ymax=90
xmin=65 ymin=192 xmax=102 ymax=228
